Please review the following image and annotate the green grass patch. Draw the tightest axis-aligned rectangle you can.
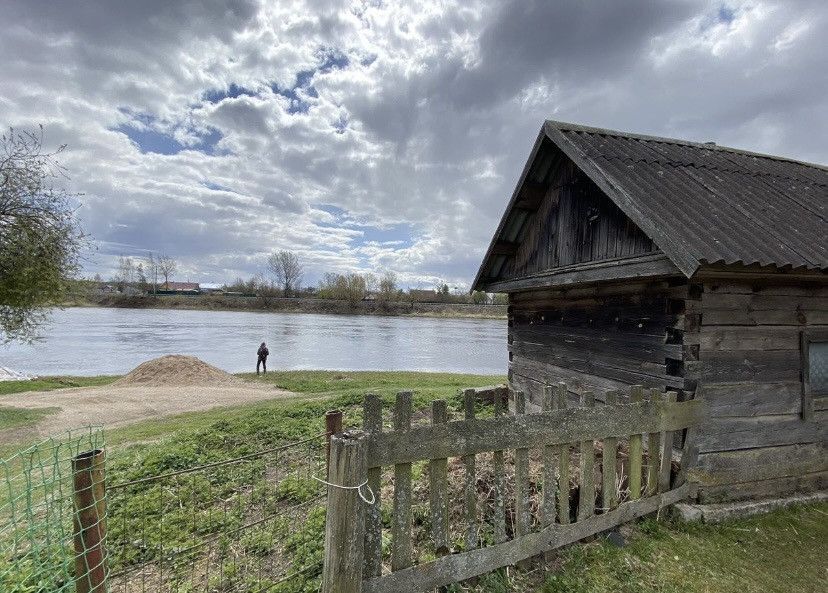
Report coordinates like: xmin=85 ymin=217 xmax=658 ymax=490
xmin=0 ymin=406 xmax=59 ymax=431
xmin=542 ymin=503 xmax=828 ymax=593
xmin=0 ymin=375 xmax=118 ymax=396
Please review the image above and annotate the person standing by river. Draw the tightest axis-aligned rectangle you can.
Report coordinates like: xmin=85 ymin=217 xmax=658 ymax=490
xmin=256 ymin=342 xmax=269 ymax=375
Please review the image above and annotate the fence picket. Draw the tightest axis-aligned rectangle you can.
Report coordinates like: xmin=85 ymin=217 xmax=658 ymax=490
xmin=602 ymin=390 xmax=619 ymax=512
xmin=492 ymin=390 xmax=507 ymax=544
xmin=628 ymin=385 xmax=644 ymax=501
xmin=392 ymin=391 xmax=413 ymax=571
xmin=429 ymin=400 xmax=449 ymax=556
xmin=659 ymin=391 xmax=678 ymax=492
xmin=462 ymin=389 xmax=477 ymax=551
xmin=515 ymin=391 xmax=531 ymax=538
xmin=541 ymin=385 xmax=556 ymax=528
xmin=362 ymin=393 xmax=383 ymax=578
xmin=577 ymin=391 xmax=595 ymax=521
xmin=646 ymin=389 xmax=661 ymax=497
xmin=554 ymin=383 xmax=570 ymax=524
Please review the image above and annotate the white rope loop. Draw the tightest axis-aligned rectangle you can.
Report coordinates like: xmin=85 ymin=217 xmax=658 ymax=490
xmin=312 ymin=476 xmax=376 ymax=505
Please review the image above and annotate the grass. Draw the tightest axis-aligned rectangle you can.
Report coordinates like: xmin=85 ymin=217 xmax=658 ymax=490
xmin=542 ymin=503 xmax=828 ymax=593
xmin=0 ymin=375 xmax=117 ymax=396
xmin=0 ymin=406 xmax=59 ymax=431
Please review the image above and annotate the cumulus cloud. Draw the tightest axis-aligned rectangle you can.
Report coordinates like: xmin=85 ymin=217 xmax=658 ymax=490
xmin=1 ymin=0 xmax=825 ymax=289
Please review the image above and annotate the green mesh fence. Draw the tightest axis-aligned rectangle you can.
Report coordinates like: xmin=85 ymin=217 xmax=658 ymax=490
xmin=0 ymin=426 xmax=106 ymax=593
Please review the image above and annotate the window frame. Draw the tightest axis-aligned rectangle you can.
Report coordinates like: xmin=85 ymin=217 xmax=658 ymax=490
xmin=800 ymin=328 xmax=828 ymax=420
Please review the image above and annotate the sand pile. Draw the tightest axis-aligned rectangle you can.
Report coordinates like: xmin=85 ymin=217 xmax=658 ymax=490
xmin=113 ymin=355 xmax=242 ymax=388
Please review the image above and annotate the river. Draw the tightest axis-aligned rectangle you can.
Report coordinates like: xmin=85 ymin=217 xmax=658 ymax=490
xmin=1 ymin=307 xmax=507 ymax=376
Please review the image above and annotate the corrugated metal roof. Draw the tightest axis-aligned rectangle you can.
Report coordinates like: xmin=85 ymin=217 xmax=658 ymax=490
xmin=473 ymin=121 xmax=827 ymax=289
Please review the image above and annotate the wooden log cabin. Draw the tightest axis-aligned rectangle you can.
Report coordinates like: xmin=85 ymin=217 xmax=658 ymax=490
xmin=473 ymin=121 xmax=828 ymax=504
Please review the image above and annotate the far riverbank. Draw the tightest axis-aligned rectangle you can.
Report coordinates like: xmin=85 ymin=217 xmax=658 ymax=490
xmin=66 ymin=292 xmax=507 ymax=319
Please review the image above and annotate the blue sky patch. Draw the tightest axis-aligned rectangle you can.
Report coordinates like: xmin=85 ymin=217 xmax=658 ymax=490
xmin=115 ymin=111 xmax=224 ymax=155
xmin=202 ymin=83 xmax=257 ymax=104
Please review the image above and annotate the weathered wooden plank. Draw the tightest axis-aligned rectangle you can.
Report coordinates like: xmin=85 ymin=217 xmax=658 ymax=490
xmin=515 ymin=391 xmax=531 ymax=538
xmin=541 ymin=385 xmax=557 ymax=528
xmin=578 ymin=391 xmax=596 ymax=521
xmin=692 ymin=443 xmax=828 ymax=486
xmin=493 ymin=389 xmax=507 ymax=544
xmin=697 ymin=471 xmax=828 ymax=504
xmin=367 ymin=399 xmax=706 ymax=467
xmin=659 ymin=392 xmax=677 ymax=492
xmin=429 ymin=400 xmax=449 ymax=557
xmin=689 ymin=350 xmax=801 ymax=383
xmin=646 ymin=389 xmax=661 ymax=497
xmin=512 ymin=325 xmax=682 ymax=361
xmin=391 ymin=391 xmax=413 ymax=571
xmin=321 ymin=432 xmax=367 ymax=593
xmin=462 ymin=389 xmax=477 ymax=551
xmin=363 ymin=483 xmax=692 ymax=593
xmin=702 ymin=282 xmax=828 ymax=298
xmin=628 ymin=386 xmax=644 ymax=501
xmin=601 ymin=390 xmax=619 ymax=511
xmin=510 ymin=339 xmax=673 ymax=379
xmin=362 ymin=393 xmax=383 ymax=578
xmin=555 ymin=384 xmax=571 ymax=524
xmin=697 ymin=415 xmax=828 ymax=453
xmin=700 ymin=381 xmax=802 ymax=417
xmin=702 ymin=292 xmax=828 ymax=312
xmin=483 ymin=253 xmax=681 ymax=293
xmin=511 ymin=353 xmax=683 ymax=394
xmin=698 ymin=326 xmax=800 ymax=351
xmin=701 ymin=308 xmax=828 ymax=326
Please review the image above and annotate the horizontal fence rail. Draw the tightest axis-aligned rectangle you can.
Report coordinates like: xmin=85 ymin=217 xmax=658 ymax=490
xmin=321 ymin=383 xmax=705 ymax=593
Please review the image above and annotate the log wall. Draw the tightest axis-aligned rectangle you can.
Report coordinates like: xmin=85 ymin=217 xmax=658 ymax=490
xmin=690 ymin=280 xmax=828 ymax=503
xmin=508 ymin=280 xmax=689 ymax=410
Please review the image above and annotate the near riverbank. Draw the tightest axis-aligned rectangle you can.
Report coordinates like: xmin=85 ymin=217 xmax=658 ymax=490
xmin=66 ymin=292 xmax=507 ymax=319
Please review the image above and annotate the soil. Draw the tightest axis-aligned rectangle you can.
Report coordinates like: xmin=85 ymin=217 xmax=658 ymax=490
xmin=113 ymin=354 xmax=243 ymax=387
xmin=0 ymin=355 xmax=294 ymax=444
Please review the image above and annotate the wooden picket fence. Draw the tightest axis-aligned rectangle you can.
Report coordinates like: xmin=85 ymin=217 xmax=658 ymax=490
xmin=321 ymin=384 xmax=705 ymax=593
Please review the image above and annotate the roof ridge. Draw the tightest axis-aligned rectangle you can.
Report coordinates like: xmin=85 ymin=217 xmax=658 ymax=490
xmin=585 ymin=153 xmax=828 ymax=187
xmin=545 ymin=119 xmax=828 ymax=173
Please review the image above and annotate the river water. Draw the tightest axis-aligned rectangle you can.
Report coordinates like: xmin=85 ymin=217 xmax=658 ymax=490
xmin=1 ymin=307 xmax=507 ymax=376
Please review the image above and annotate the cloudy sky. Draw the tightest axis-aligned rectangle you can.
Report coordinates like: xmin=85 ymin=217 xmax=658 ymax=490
xmin=2 ymin=0 xmax=825 ymax=290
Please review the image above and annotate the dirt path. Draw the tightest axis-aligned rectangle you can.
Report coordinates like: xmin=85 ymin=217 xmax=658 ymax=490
xmin=0 ymin=382 xmax=297 ymax=443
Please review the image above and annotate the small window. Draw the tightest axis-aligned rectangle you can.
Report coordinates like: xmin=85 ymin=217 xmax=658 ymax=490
xmin=801 ymin=330 xmax=828 ymax=420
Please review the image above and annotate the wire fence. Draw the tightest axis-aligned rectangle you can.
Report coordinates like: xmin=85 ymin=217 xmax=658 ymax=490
xmin=0 ymin=426 xmax=106 ymax=593
xmin=106 ymin=433 xmax=329 ymax=593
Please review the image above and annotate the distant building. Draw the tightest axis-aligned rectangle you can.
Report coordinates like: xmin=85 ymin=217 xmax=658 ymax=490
xmin=409 ymin=289 xmax=438 ymax=302
xmin=200 ymin=283 xmax=224 ymax=294
xmin=161 ymin=281 xmax=200 ymax=293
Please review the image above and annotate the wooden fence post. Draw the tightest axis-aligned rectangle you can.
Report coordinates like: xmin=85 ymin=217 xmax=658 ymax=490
xmin=72 ymin=449 xmax=108 ymax=593
xmin=325 ymin=409 xmax=344 ymax=476
xmin=321 ymin=431 xmax=368 ymax=593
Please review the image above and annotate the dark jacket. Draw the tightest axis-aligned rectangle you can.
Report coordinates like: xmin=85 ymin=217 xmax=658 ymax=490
xmin=257 ymin=345 xmax=269 ymax=359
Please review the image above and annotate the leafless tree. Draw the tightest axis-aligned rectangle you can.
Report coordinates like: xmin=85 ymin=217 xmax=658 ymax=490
xmin=157 ymin=254 xmax=177 ymax=289
xmin=267 ymin=250 xmax=303 ymax=297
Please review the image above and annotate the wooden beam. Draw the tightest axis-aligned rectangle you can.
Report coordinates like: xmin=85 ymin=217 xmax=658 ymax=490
xmin=482 ymin=253 xmax=682 ymax=293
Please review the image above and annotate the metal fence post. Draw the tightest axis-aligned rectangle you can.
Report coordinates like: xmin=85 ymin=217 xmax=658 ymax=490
xmin=72 ymin=448 xmax=108 ymax=593
xmin=325 ymin=409 xmax=344 ymax=477
xmin=321 ymin=430 xmax=367 ymax=593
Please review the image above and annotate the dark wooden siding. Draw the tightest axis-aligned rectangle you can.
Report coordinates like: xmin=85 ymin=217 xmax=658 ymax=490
xmin=502 ymin=171 xmax=658 ymax=281
xmin=690 ymin=281 xmax=828 ymax=503
xmin=508 ymin=281 xmax=688 ymax=410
